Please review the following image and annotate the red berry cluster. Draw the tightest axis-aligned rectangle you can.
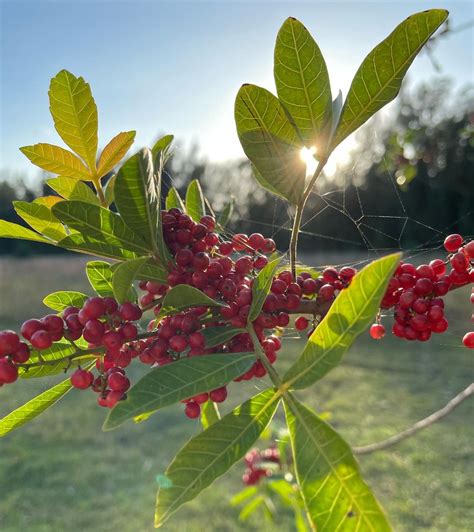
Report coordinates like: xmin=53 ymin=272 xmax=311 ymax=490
xmin=242 ymin=446 xmax=281 ymax=486
xmin=370 ymin=234 xmax=474 ymax=343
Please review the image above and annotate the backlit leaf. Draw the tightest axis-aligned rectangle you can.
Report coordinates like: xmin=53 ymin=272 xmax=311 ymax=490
xmin=166 ymin=186 xmax=185 ymax=211
xmin=274 ymin=17 xmax=332 ymax=148
xmin=86 ymin=261 xmax=114 ymax=296
xmin=235 ymin=84 xmax=305 ymax=205
xmin=52 ymin=200 xmax=150 ymax=255
xmin=0 ymin=220 xmax=51 ymax=244
xmin=49 ymin=70 xmax=98 ymax=171
xmin=112 ymin=256 xmax=150 ymax=303
xmin=97 ymin=131 xmax=136 ymax=178
xmin=43 ymin=290 xmax=89 ymax=311
xmin=47 ymin=176 xmax=99 ymax=204
xmin=185 ymin=179 xmax=206 ymax=222
xmin=13 ymin=200 xmax=66 ymax=241
xmin=20 ymin=143 xmax=90 ymax=180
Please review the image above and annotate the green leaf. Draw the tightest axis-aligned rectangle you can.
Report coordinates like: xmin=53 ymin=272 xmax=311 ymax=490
xmin=86 ymin=261 xmax=114 ymax=296
xmin=154 ymin=388 xmax=280 ymax=527
xmin=19 ymin=143 xmax=91 ymax=180
xmin=331 ymin=9 xmax=448 ymax=149
xmin=136 ymin=262 xmax=168 ymax=284
xmin=159 ymin=285 xmax=224 ymax=318
xmin=274 ymin=17 xmax=332 ymax=149
xmin=104 ymin=174 xmax=116 ymax=206
xmin=115 ymin=148 xmax=159 ymax=249
xmin=151 ymin=134 xmax=174 ymax=163
xmin=97 ymin=131 xmax=136 ymax=178
xmin=112 ymin=256 xmax=149 ymax=303
xmin=52 ymin=200 xmax=150 ymax=255
xmin=330 ymin=90 xmax=343 ymax=139
xmin=200 ymin=400 xmax=221 ymax=430
xmin=201 ymin=326 xmax=245 ymax=348
xmin=185 ymin=179 xmax=206 ymax=222
xmin=0 ymin=377 xmax=73 ymax=437
xmin=47 ymin=176 xmax=99 ymax=204
xmin=283 ymin=253 xmax=400 ymax=389
xmin=49 ymin=70 xmax=98 ymax=171
xmin=284 ymin=395 xmax=390 ymax=531
xmin=57 ymin=233 xmax=139 ymax=261
xmin=239 ymin=495 xmax=265 ymax=521
xmin=248 ymin=257 xmax=282 ymax=323
xmin=104 ymin=353 xmax=255 ymax=430
xmin=235 ymin=84 xmax=306 ymax=205
xmin=13 ymin=200 xmax=66 ymax=241
xmin=216 ymin=197 xmax=234 ymax=231
xmin=165 ymin=186 xmax=185 ymax=211
xmin=43 ymin=290 xmax=89 ymax=311
xmin=0 ymin=220 xmax=51 ymax=244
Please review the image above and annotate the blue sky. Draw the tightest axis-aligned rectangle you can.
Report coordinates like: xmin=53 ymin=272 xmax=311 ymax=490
xmin=1 ymin=0 xmax=473 ymax=180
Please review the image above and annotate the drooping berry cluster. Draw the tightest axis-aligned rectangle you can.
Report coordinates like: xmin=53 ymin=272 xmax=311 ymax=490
xmin=242 ymin=446 xmax=281 ymax=486
xmin=370 ymin=234 xmax=474 ymax=342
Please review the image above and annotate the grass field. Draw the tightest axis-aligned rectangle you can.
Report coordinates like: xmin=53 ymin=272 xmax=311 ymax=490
xmin=0 ymin=256 xmax=473 ymax=531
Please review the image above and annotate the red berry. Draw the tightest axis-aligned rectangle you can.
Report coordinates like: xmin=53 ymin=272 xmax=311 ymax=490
xmin=319 ymin=284 xmax=335 ymax=301
xmin=40 ymin=314 xmax=64 ymax=334
xmin=30 ymin=330 xmax=52 ymax=350
xmin=210 ymin=386 xmax=228 ymax=403
xmin=70 ymin=368 xmax=94 ymax=389
xmin=118 ymin=302 xmax=142 ymax=321
xmin=254 ymin=256 xmax=268 ymax=270
xmin=462 ymin=332 xmax=474 ymax=349
xmin=83 ymin=319 xmax=105 ymax=344
xmin=270 ymin=279 xmax=287 ymax=294
xmin=463 ymin=241 xmax=474 ymax=259
xmin=235 ymin=257 xmax=253 ymax=275
xmin=0 ymin=360 xmax=18 ymax=383
xmin=20 ymin=319 xmax=43 ymax=341
xmin=102 ymin=331 xmax=123 ymax=351
xmin=444 ymin=234 xmax=463 ymax=252
xmin=175 ymin=248 xmax=194 ymax=267
xmin=11 ymin=342 xmax=30 ymax=363
xmin=295 ymin=317 xmax=309 ymax=331
xmin=105 ymin=390 xmax=125 ymax=408
xmin=429 ymin=259 xmax=446 ymax=276
xmin=120 ymin=322 xmax=138 ymax=340
xmin=83 ymin=297 xmax=106 ymax=319
xmin=0 ymin=330 xmax=20 ymax=356
xmin=370 ymin=323 xmax=385 ymax=340
xmin=185 ymin=401 xmax=201 ymax=418
xmin=169 ymin=335 xmax=188 ymax=352
xmin=188 ymin=332 xmax=205 ymax=349
xmin=302 ymin=278 xmax=318 ymax=295
xmin=432 ymin=317 xmax=448 ymax=333
xmin=248 ymin=233 xmax=265 ymax=250
xmin=232 ymin=234 xmax=249 ymax=251
xmin=450 ymin=252 xmax=469 ymax=273
xmin=108 ymin=372 xmax=130 ymax=392
xmin=262 ymin=238 xmax=276 ymax=254
xmin=219 ymin=242 xmax=233 ymax=255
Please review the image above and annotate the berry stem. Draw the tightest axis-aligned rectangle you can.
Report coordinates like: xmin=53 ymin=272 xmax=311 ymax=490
xmin=289 ymin=158 xmax=327 ymax=278
xmin=247 ymin=326 xmax=283 ymax=387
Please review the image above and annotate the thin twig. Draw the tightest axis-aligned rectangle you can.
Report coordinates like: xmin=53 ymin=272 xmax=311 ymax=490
xmin=353 ymin=382 xmax=474 ymax=455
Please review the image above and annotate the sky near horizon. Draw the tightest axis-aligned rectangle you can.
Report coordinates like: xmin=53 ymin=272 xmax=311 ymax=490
xmin=1 ymin=0 xmax=473 ymax=181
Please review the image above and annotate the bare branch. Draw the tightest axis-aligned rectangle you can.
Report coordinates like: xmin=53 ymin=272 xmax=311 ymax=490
xmin=353 ymin=382 xmax=474 ymax=455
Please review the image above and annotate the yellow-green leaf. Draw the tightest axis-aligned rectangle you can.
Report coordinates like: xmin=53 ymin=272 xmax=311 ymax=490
xmin=13 ymin=200 xmax=66 ymax=241
xmin=97 ymin=131 xmax=136 ymax=178
xmin=20 ymin=143 xmax=91 ymax=180
xmin=47 ymin=176 xmax=99 ymax=204
xmin=49 ymin=70 xmax=98 ymax=171
xmin=0 ymin=220 xmax=51 ymax=244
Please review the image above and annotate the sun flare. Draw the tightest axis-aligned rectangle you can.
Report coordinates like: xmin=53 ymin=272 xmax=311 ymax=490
xmin=300 ymin=146 xmax=318 ymax=177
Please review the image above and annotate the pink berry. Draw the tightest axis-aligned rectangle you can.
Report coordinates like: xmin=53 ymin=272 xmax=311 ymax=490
xmin=0 ymin=330 xmax=20 ymax=356
xmin=462 ymin=332 xmax=474 ymax=349
xmin=210 ymin=386 xmax=228 ymax=403
xmin=185 ymin=401 xmax=201 ymax=419
xmin=444 ymin=234 xmax=463 ymax=252
xmin=70 ymin=368 xmax=94 ymax=389
xmin=295 ymin=317 xmax=309 ymax=331
xmin=30 ymin=330 xmax=53 ymax=350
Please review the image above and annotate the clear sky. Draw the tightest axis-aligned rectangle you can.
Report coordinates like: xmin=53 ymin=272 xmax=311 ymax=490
xmin=1 ymin=0 xmax=473 ymax=180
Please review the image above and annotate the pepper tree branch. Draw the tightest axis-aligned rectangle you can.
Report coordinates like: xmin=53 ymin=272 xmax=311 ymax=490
xmin=353 ymin=382 xmax=474 ymax=455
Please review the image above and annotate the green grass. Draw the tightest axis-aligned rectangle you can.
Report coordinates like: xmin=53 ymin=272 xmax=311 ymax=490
xmin=0 ymin=256 xmax=473 ymax=531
